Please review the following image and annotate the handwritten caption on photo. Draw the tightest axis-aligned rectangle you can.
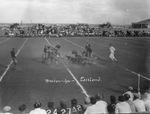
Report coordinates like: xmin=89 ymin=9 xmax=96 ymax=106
xmin=45 ymin=76 xmax=102 ymax=84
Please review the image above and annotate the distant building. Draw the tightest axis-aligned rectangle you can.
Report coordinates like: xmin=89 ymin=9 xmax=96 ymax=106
xmin=132 ymin=19 xmax=150 ymax=28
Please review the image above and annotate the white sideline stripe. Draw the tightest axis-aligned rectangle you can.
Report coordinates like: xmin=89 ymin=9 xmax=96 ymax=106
xmin=63 ymin=38 xmax=106 ymax=60
xmin=0 ymin=38 xmax=10 ymax=44
xmin=45 ymin=38 xmax=89 ymax=97
xmin=63 ymin=38 xmax=150 ymax=81
xmin=0 ymin=38 xmax=28 ymax=82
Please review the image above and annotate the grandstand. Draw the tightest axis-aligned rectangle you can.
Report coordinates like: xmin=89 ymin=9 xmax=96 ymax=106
xmin=132 ymin=18 xmax=150 ymax=29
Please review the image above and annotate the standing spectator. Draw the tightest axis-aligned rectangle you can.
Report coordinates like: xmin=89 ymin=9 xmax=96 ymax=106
xmin=123 ymin=86 xmax=134 ymax=101
xmin=124 ymin=94 xmax=136 ymax=113
xmin=18 ymin=104 xmax=28 ymax=114
xmin=109 ymin=44 xmax=117 ymax=61
xmin=46 ymin=101 xmax=57 ymax=114
xmin=94 ymin=93 xmax=108 ymax=113
xmin=71 ymin=98 xmax=84 ymax=114
xmin=107 ymin=95 xmax=117 ymax=114
xmin=29 ymin=102 xmax=47 ymax=114
xmin=10 ymin=48 xmax=17 ymax=70
xmin=3 ymin=106 xmax=13 ymax=114
xmin=133 ymin=93 xmax=146 ymax=112
xmin=115 ymin=95 xmax=131 ymax=113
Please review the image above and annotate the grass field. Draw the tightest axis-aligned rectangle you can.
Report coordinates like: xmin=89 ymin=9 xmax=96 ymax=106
xmin=0 ymin=36 xmax=150 ymax=113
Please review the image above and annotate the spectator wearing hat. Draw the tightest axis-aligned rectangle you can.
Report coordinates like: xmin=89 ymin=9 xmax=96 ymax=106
xmin=18 ymin=104 xmax=28 ymax=114
xmin=3 ymin=106 xmax=13 ymax=114
xmin=107 ymin=95 xmax=117 ymax=114
xmin=115 ymin=95 xmax=131 ymax=113
xmin=124 ymin=94 xmax=136 ymax=113
xmin=94 ymin=93 xmax=108 ymax=113
xmin=29 ymin=102 xmax=46 ymax=114
xmin=133 ymin=93 xmax=146 ymax=112
xmin=71 ymin=98 xmax=84 ymax=114
xmin=46 ymin=101 xmax=57 ymax=114
xmin=123 ymin=86 xmax=134 ymax=101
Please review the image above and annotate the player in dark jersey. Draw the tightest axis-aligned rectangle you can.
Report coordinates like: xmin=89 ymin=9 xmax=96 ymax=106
xmin=71 ymin=99 xmax=84 ymax=114
xmin=46 ymin=101 xmax=57 ymax=114
xmin=42 ymin=45 xmax=48 ymax=63
xmin=57 ymin=100 xmax=70 ymax=114
xmin=107 ymin=95 xmax=117 ymax=114
xmin=10 ymin=48 xmax=17 ymax=70
xmin=85 ymin=43 xmax=93 ymax=59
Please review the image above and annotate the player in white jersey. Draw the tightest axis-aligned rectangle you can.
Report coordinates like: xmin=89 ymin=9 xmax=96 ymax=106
xmin=109 ymin=44 xmax=117 ymax=61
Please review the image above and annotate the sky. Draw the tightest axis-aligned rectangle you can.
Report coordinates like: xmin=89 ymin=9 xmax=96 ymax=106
xmin=0 ymin=0 xmax=150 ymax=25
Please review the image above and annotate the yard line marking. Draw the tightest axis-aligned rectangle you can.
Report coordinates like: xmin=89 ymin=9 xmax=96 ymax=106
xmin=64 ymin=65 xmax=89 ymax=97
xmin=45 ymin=38 xmax=89 ymax=97
xmin=63 ymin=38 xmax=106 ymax=60
xmin=63 ymin=38 xmax=150 ymax=81
xmin=0 ymin=38 xmax=10 ymax=44
xmin=0 ymin=38 xmax=28 ymax=82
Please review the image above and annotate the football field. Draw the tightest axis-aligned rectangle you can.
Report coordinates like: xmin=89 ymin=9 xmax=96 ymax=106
xmin=0 ymin=36 xmax=150 ymax=113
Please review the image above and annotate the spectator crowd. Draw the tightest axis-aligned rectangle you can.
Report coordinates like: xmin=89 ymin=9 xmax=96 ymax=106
xmin=1 ymin=87 xmax=150 ymax=114
xmin=3 ymin=23 xmax=150 ymax=37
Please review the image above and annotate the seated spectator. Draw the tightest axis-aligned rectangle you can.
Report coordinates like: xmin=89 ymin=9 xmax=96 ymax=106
xmin=57 ymin=100 xmax=68 ymax=114
xmin=3 ymin=106 xmax=13 ymax=114
xmin=46 ymin=101 xmax=57 ymax=114
xmin=18 ymin=104 xmax=28 ymax=114
xmin=124 ymin=93 xmax=136 ymax=113
xmin=143 ymin=93 xmax=150 ymax=112
xmin=107 ymin=95 xmax=117 ymax=114
xmin=123 ymin=86 xmax=134 ymax=101
xmin=84 ymin=96 xmax=107 ymax=114
xmin=29 ymin=102 xmax=47 ymax=114
xmin=133 ymin=93 xmax=146 ymax=112
xmin=71 ymin=98 xmax=84 ymax=114
xmin=83 ymin=97 xmax=92 ymax=110
xmin=94 ymin=93 xmax=108 ymax=113
xmin=115 ymin=95 xmax=131 ymax=113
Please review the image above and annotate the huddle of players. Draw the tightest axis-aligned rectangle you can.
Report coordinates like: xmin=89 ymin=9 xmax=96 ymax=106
xmin=42 ymin=44 xmax=61 ymax=64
